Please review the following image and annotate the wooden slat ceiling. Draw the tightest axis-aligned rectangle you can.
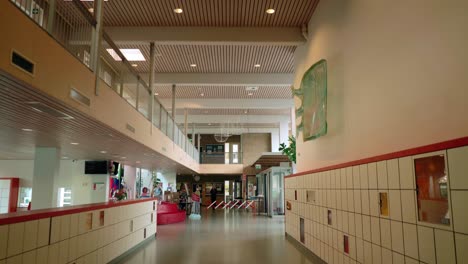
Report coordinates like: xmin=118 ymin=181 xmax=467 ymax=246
xmin=174 ymin=108 xmax=291 ymax=116
xmin=91 ymin=0 xmax=320 ymax=27
xmin=178 ymin=123 xmax=279 ymax=129
xmin=155 ymin=84 xmax=292 ymax=99
xmin=0 ymin=70 xmax=196 ymax=175
xmin=118 ymin=44 xmax=296 ymax=74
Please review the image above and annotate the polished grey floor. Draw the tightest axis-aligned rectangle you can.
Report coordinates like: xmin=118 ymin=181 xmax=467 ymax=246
xmin=116 ymin=209 xmax=318 ymax=264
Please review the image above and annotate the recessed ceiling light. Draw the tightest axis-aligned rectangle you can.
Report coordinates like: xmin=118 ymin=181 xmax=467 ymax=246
xmin=174 ymin=8 xmax=183 ymax=14
xmin=21 ymin=128 xmax=33 ymax=132
xmin=247 ymin=92 xmax=253 ymax=96
xmin=70 ymin=142 xmax=79 ymax=145
xmin=244 ymin=110 xmax=248 ymax=114
xmin=254 ymin=64 xmax=261 ymax=67
xmin=121 ymin=156 xmax=126 ymax=159
xmin=88 ymin=7 xmax=94 ymax=13
xmin=190 ymin=64 xmax=197 ymax=67
xmin=208 ymin=123 xmax=212 ymax=126
xmin=266 ymin=8 xmax=275 ymax=14
xmin=100 ymin=151 xmax=107 ymax=154
xmin=136 ymin=161 xmax=141 ymax=163
xmin=154 ymin=92 xmax=159 ymax=95
xmin=106 ymin=49 xmax=146 ymax=61
xmin=131 ymin=64 xmax=138 ymax=67
xmin=62 ymin=157 xmax=69 ymax=159
xmin=200 ymin=93 xmax=205 ymax=97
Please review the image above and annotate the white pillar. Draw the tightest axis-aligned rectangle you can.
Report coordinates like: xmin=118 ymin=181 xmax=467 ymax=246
xmin=31 ymin=147 xmax=61 ymax=210
xmin=271 ymin=129 xmax=280 ymax=152
xmin=148 ymin=42 xmax=156 ymax=132
xmin=290 ymin=107 xmax=296 ymax=138
xmin=279 ymin=120 xmax=289 ymax=146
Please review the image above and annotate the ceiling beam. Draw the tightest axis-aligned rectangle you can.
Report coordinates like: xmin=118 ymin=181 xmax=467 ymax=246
xmin=105 ymin=27 xmax=306 ymax=46
xmin=136 ymin=73 xmax=294 ymax=86
xmin=159 ymin=98 xmax=294 ymax=110
xmin=174 ymin=115 xmax=290 ymax=124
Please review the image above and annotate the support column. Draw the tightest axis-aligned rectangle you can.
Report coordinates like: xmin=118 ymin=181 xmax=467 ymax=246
xmin=290 ymin=107 xmax=297 ymax=138
xmin=46 ymin=0 xmax=56 ymax=33
xmin=197 ymin=133 xmax=201 ymax=150
xmin=290 ymin=107 xmax=297 ymax=173
xmin=184 ymin=108 xmax=188 ymax=135
xmin=148 ymin=42 xmax=156 ymax=132
xmin=279 ymin=120 xmax=289 ymax=146
xmin=91 ymin=0 xmax=104 ymax=94
xmin=172 ymin=84 xmax=176 ymax=120
xmin=271 ymin=129 xmax=280 ymax=152
xmin=31 ymin=147 xmax=61 ymax=210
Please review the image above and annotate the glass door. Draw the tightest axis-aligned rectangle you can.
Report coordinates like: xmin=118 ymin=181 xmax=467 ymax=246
xmin=270 ymin=171 xmax=285 ymax=216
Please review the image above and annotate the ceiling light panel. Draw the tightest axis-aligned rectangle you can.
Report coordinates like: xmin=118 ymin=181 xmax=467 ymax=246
xmin=106 ymin=49 xmax=146 ymax=61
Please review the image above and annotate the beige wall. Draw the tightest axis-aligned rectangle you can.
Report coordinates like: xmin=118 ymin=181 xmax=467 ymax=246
xmin=285 ymin=145 xmax=468 ymax=264
xmin=294 ymin=0 xmax=468 ymax=172
xmin=242 ymin=133 xmax=271 ymax=175
xmin=0 ymin=1 xmax=199 ymax=173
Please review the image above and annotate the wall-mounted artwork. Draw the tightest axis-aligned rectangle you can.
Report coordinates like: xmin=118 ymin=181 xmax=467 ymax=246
xmin=292 ymin=59 xmax=327 ymax=141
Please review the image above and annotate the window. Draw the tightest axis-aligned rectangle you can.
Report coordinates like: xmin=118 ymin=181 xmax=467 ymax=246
xmin=414 ymin=152 xmax=450 ymax=225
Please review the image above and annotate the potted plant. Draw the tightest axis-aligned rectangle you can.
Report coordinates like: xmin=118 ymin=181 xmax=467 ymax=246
xmin=279 ymin=136 xmax=296 ymax=163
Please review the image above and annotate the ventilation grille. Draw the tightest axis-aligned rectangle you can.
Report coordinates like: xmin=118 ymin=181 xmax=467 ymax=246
xmin=70 ymin=88 xmax=90 ymax=106
xmin=26 ymin=102 xmax=74 ymax=119
xmin=11 ymin=51 xmax=35 ymax=75
xmin=126 ymin=123 xmax=135 ymax=133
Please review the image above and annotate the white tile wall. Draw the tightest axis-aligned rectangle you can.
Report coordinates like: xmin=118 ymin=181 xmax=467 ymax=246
xmin=371 ymin=217 xmax=380 ymax=245
xmin=452 ymin=190 xmax=468 ymax=234
xmin=388 ymin=190 xmax=402 ymax=221
xmin=387 ymin=159 xmax=400 ymax=189
xmin=455 ymin=233 xmax=468 ymax=264
xmin=417 ymin=226 xmax=436 ymax=264
xmin=401 ymin=190 xmax=417 ymax=224
xmin=434 ymin=229 xmax=456 ymax=264
xmin=390 ymin=221 xmax=404 ymax=254
xmin=403 ymin=223 xmax=418 ymax=259
xmin=377 ymin=161 xmax=388 ymax=190
xmin=368 ymin=163 xmax=378 ymax=189
xmin=448 ymin=146 xmax=468 ymax=189
xmin=381 ymin=247 xmax=392 ymax=264
xmin=360 ymin=165 xmax=369 ymax=189
xmin=372 ymin=243 xmax=382 ymax=264
xmin=398 ymin=157 xmax=414 ymax=189
xmin=285 ymin=144 xmax=468 ymax=264
xmin=0 ymin=200 xmax=157 ymax=264
xmin=0 ymin=225 xmax=7 ymax=260
xmin=392 ymin=252 xmax=404 ymax=264
xmin=23 ymin=220 xmax=38 ymax=252
xmin=7 ymin=223 xmax=24 ymax=257
xmin=380 ymin=218 xmax=391 ymax=249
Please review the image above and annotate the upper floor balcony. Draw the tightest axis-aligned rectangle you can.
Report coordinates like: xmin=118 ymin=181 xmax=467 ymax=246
xmin=3 ymin=0 xmax=200 ymax=168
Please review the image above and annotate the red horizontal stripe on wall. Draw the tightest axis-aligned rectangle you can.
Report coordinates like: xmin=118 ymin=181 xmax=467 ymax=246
xmin=0 ymin=198 xmax=158 ymax=225
xmin=286 ymin=136 xmax=468 ymax=179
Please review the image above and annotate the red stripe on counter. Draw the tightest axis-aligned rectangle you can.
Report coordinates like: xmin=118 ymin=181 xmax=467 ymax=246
xmin=0 ymin=198 xmax=157 ymax=225
xmin=286 ymin=136 xmax=468 ymax=178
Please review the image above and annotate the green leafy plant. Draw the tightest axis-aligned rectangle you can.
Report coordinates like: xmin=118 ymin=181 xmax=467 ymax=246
xmin=279 ymin=136 xmax=296 ymax=163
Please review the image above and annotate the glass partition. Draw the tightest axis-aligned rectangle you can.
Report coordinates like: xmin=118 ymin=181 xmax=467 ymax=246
xmin=167 ymin=118 xmax=174 ymax=140
xmin=153 ymin=99 xmax=161 ymax=128
xmin=160 ymin=109 xmax=168 ymax=136
xmin=137 ymin=82 xmax=150 ymax=118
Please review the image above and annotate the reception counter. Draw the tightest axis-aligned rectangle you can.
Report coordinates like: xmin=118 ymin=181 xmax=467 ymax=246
xmin=0 ymin=198 xmax=157 ymax=264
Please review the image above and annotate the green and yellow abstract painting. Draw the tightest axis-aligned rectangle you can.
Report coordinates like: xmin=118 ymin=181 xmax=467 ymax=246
xmin=292 ymin=59 xmax=327 ymax=141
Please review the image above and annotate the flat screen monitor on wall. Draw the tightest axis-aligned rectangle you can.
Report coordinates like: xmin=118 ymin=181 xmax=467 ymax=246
xmin=85 ymin=160 xmax=108 ymax=174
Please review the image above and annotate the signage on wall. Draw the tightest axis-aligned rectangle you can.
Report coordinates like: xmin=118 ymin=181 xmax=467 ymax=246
xmin=255 ymin=164 xmax=262 ymax=170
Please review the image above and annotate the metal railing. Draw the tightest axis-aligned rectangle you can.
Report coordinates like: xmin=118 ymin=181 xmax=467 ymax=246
xmin=10 ymin=0 xmax=200 ymax=163
xmin=10 ymin=0 xmax=96 ymax=70
xmin=200 ymin=152 xmax=243 ymax=164
xmin=100 ymin=33 xmax=199 ymax=163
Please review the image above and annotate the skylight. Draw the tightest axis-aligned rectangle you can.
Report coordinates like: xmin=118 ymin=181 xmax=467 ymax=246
xmin=106 ymin=49 xmax=146 ymax=61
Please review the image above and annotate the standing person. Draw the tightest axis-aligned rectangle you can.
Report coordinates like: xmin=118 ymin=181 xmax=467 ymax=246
xmin=210 ymin=185 xmax=218 ymax=210
xmin=179 ymin=185 xmax=188 ymax=210
xmin=153 ymin=182 xmax=163 ymax=203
